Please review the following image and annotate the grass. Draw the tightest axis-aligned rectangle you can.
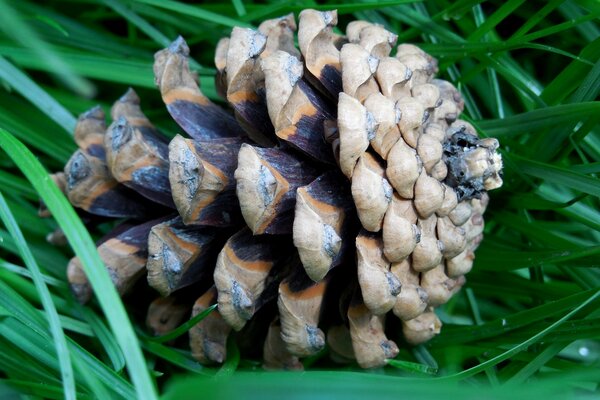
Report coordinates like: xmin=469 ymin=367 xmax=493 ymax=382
xmin=0 ymin=0 xmax=598 ymax=398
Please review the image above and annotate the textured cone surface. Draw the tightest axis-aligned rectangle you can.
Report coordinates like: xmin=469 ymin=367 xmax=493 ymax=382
xmin=51 ymin=9 xmax=503 ymax=370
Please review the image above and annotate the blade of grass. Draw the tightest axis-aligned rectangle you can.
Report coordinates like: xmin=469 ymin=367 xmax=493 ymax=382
xmin=103 ymin=0 xmax=170 ymax=47
xmin=80 ymin=308 xmax=125 ymax=371
xmin=0 ymin=277 xmax=135 ymax=398
xmin=0 ymin=170 xmax=37 ymax=200
xmin=468 ymin=0 xmax=525 ymax=42
xmin=0 ymin=0 xmax=94 ymax=97
xmin=149 ymin=303 xmax=216 ymax=344
xmin=511 ymin=156 xmax=600 ymax=198
xmin=0 ymin=191 xmax=76 ymax=400
xmin=132 ymin=0 xmax=252 ymax=28
xmin=0 ymin=56 xmax=76 ymax=134
xmin=0 ymin=379 xmax=92 ymax=400
xmin=141 ymin=340 xmax=214 ymax=375
xmin=478 ymin=102 xmax=600 ymax=138
xmin=216 ymin=335 xmax=240 ymax=377
xmin=0 ymin=129 xmax=158 ymax=400
xmin=386 ymin=359 xmax=438 ymax=375
xmin=438 ymin=289 xmax=600 ymax=380
xmin=0 ymin=259 xmax=66 ymax=287
xmin=435 ymin=289 xmax=600 ymax=345
xmin=231 ymin=0 xmax=246 ymax=17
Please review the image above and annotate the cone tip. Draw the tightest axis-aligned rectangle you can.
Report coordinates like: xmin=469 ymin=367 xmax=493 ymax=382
xmin=118 ymin=87 xmax=140 ymax=105
xmin=79 ymin=105 xmax=105 ymax=121
xmin=169 ymin=36 xmax=190 ymax=56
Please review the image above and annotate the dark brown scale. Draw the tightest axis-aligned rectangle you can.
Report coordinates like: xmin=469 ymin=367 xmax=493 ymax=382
xmin=169 ymin=135 xmax=247 ymax=227
xmin=146 ymin=216 xmax=227 ymax=297
xmin=67 ymin=216 xmax=171 ymax=303
xmin=293 ymin=171 xmax=359 ymax=281
xmin=64 ymin=149 xmax=157 ymax=218
xmin=153 ymin=36 xmax=247 ymax=141
xmin=105 ymin=117 xmax=175 ymax=208
xmin=235 ymin=145 xmax=321 ymax=234
xmin=213 ymin=228 xmax=295 ymax=330
xmin=278 ymin=79 xmax=336 ymax=164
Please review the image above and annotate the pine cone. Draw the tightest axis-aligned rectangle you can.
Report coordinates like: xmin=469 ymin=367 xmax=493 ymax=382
xmin=48 ymin=9 xmax=503 ymax=370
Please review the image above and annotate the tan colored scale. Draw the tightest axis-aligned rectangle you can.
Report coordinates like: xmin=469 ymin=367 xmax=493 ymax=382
xmin=111 ymin=88 xmax=158 ymax=134
xmin=396 ymin=96 xmax=426 ymax=148
xmin=261 ymin=50 xmax=335 ymax=162
xmin=395 ymin=44 xmax=438 ymax=86
xmin=348 ymin=300 xmax=399 ymax=368
xmin=390 ymin=260 xmax=428 ymax=320
xmin=293 ymin=187 xmax=343 ymax=281
xmin=292 ymin=172 xmax=353 ymax=282
xmin=168 ymin=134 xmax=244 ymax=226
xmin=375 ymin=57 xmax=412 ymax=101
xmin=168 ymin=135 xmax=229 ymax=224
xmin=298 ymin=9 xmax=345 ymax=95
xmin=386 ymin=138 xmax=421 ymax=199
xmin=413 ymin=170 xmax=445 ymax=218
xmin=278 ymin=277 xmax=327 ymax=357
xmin=337 ymin=93 xmax=375 ymax=178
xmin=235 ymin=144 xmax=319 ymax=234
xmin=346 ymin=20 xmax=397 ymax=58
xmin=221 ymin=15 xmax=300 ymax=146
xmin=189 ymin=287 xmax=231 ymax=364
xmin=340 ymin=43 xmax=380 ymax=102
xmin=421 ymin=263 xmax=462 ymax=307
xmin=64 ymin=150 xmax=118 ymax=212
xmin=351 ymin=153 xmax=393 ymax=232
xmin=263 ymin=319 xmax=303 ymax=370
xmin=73 ymin=106 xmax=106 ymax=157
xmin=146 ymin=296 xmax=191 ymax=337
xmin=356 ymin=232 xmax=400 ymax=315
xmin=104 ymin=117 xmax=173 ymax=207
xmin=67 ymin=234 xmax=147 ymax=304
xmin=382 ymin=193 xmax=419 ymax=263
xmin=431 ymin=79 xmax=463 ymax=127
xmin=146 ymin=218 xmax=217 ymax=297
xmin=213 ymin=229 xmax=286 ymax=331
xmin=402 ymin=309 xmax=442 ymax=345
xmin=214 ymin=37 xmax=230 ymax=99
xmin=363 ymin=93 xmax=401 ymax=159
xmin=411 ymin=214 xmax=443 ymax=272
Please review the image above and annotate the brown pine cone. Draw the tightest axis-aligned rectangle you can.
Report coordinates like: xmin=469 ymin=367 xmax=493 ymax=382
xmin=49 ymin=9 xmax=503 ymax=370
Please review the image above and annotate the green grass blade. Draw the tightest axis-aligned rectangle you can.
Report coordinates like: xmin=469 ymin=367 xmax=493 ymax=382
xmin=0 ymin=192 xmax=76 ymax=400
xmin=216 ymin=336 xmax=240 ymax=377
xmin=511 ymin=156 xmax=600 ymax=198
xmin=477 ymin=102 xmax=600 ymax=138
xmin=0 ymin=128 xmax=158 ymax=400
xmin=468 ymin=0 xmax=525 ymax=42
xmin=103 ymin=0 xmax=171 ymax=47
xmin=439 ymin=289 xmax=600 ymax=380
xmin=149 ymin=303 xmax=216 ymax=344
xmin=0 ymin=259 xmax=66 ymax=287
xmin=142 ymin=340 xmax=213 ymax=374
xmin=0 ymin=379 xmax=92 ymax=400
xmin=0 ymin=170 xmax=37 ymax=200
xmin=132 ymin=0 xmax=252 ymax=28
xmin=386 ymin=359 xmax=438 ymax=375
xmin=80 ymin=308 xmax=126 ymax=371
xmin=0 ymin=0 xmax=94 ymax=97
xmin=0 ymin=56 xmax=76 ymax=134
